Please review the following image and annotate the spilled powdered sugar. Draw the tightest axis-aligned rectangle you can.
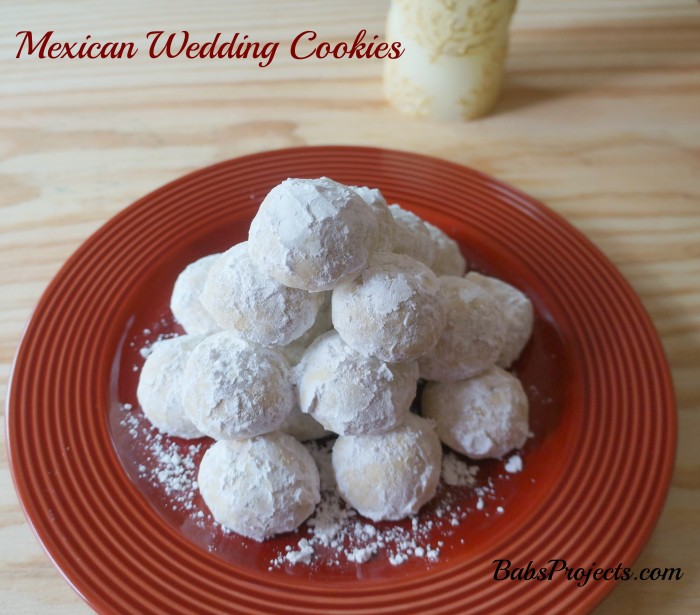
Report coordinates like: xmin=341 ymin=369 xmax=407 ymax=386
xmin=505 ymin=453 xmax=523 ymax=473
xmin=119 ymin=403 xmax=204 ymax=514
xmin=270 ymin=440 xmax=442 ymax=569
xmin=122 ymin=323 xmax=529 ymax=571
xmin=268 ymin=441 xmax=504 ymax=570
xmin=441 ymin=449 xmax=480 ymax=486
xmin=120 ymin=398 xmax=522 ymax=569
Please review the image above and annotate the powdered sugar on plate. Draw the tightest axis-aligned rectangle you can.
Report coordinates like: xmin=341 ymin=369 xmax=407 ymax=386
xmin=441 ymin=450 xmax=479 ymax=486
xmin=118 ymin=397 xmax=526 ymax=570
xmin=505 ymin=454 xmax=523 ymax=474
xmin=119 ymin=317 xmax=530 ymax=572
xmin=118 ymin=390 xmax=528 ymax=572
xmin=119 ymin=403 xmax=205 ymax=515
xmin=267 ymin=440 xmax=511 ymax=570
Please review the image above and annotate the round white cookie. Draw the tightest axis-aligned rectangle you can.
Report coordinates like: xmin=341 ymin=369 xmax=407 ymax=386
xmin=422 ymin=366 xmax=529 ymax=459
xmin=419 ymin=276 xmax=506 ymax=381
xmin=350 ymin=185 xmax=396 ymax=252
xmin=198 ymin=434 xmax=320 ymax=541
xmin=332 ymin=252 xmax=447 ymax=363
xmin=136 ymin=335 xmax=205 ymax=439
xmin=295 ymin=331 xmax=419 ymax=436
xmin=388 ymin=204 xmax=435 ymax=268
xmin=181 ymin=332 xmax=294 ymax=439
xmin=425 ymin=222 xmax=466 ymax=277
xmin=332 ymin=414 xmax=442 ymax=521
xmin=248 ymin=177 xmax=378 ymax=291
xmin=200 ymin=242 xmax=323 ymax=347
xmin=280 ymin=291 xmax=333 ymax=367
xmin=280 ymin=405 xmax=332 ymax=441
xmin=465 ymin=272 xmax=534 ymax=368
xmin=170 ymin=254 xmax=221 ymax=335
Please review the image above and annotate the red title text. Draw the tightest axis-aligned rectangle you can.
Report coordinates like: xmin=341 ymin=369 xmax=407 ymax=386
xmin=15 ymin=30 xmax=404 ymax=66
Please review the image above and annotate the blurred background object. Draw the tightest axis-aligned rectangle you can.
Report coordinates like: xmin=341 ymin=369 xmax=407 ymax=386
xmin=384 ymin=0 xmax=518 ymax=120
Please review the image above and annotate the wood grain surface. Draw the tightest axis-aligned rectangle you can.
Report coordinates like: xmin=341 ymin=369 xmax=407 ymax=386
xmin=1 ymin=0 xmax=699 ymax=613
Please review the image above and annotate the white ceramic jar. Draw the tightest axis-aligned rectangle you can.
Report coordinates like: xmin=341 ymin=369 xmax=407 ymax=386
xmin=384 ymin=0 xmax=517 ymax=120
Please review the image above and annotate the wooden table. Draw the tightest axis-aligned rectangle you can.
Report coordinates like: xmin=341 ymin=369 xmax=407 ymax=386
xmin=1 ymin=0 xmax=698 ymax=612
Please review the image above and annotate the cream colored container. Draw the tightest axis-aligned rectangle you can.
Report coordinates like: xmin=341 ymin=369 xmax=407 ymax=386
xmin=384 ymin=0 xmax=517 ymax=120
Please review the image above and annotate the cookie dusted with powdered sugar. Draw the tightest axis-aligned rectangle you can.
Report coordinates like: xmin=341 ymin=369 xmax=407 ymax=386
xmin=199 ymin=434 xmax=320 ymax=541
xmin=278 ymin=295 xmax=336 ymax=441
xmin=388 ymin=204 xmax=435 ymax=268
xmin=350 ymin=185 xmax=396 ymax=252
xmin=332 ymin=414 xmax=442 ymax=521
xmin=425 ymin=222 xmax=466 ymax=277
xmin=422 ymin=366 xmax=529 ymax=459
xmin=419 ymin=276 xmax=506 ymax=382
xmin=200 ymin=242 xmax=324 ymax=347
xmin=137 ymin=334 xmax=206 ymax=439
xmin=280 ymin=291 xmax=333 ymax=367
xmin=279 ymin=405 xmax=332 ymax=441
xmin=248 ymin=177 xmax=378 ymax=291
xmin=170 ymin=254 xmax=221 ymax=335
xmin=465 ymin=272 xmax=534 ymax=368
xmin=332 ymin=252 xmax=447 ymax=363
xmin=181 ymin=332 xmax=294 ymax=440
xmin=295 ymin=330 xmax=419 ymax=436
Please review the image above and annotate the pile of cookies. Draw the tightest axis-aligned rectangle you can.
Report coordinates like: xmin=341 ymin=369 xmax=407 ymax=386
xmin=136 ymin=177 xmax=533 ymax=540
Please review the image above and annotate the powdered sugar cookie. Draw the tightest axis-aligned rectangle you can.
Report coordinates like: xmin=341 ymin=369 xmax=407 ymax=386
xmin=332 ymin=251 xmax=447 ymax=363
xmin=295 ymin=330 xmax=418 ymax=435
xmin=419 ymin=276 xmax=506 ymax=381
xmin=280 ymin=405 xmax=332 ymax=441
xmin=280 ymin=291 xmax=333 ymax=366
xmin=248 ymin=177 xmax=378 ymax=291
xmin=199 ymin=433 xmax=320 ymax=541
xmin=351 ymin=185 xmax=396 ymax=252
xmin=388 ymin=204 xmax=434 ymax=268
xmin=200 ymin=242 xmax=323 ymax=347
xmin=425 ymin=222 xmax=466 ymax=277
xmin=465 ymin=272 xmax=534 ymax=368
xmin=170 ymin=254 xmax=221 ymax=335
xmin=181 ymin=332 xmax=294 ymax=439
xmin=136 ymin=334 xmax=205 ymax=439
xmin=422 ymin=366 xmax=529 ymax=459
xmin=332 ymin=414 xmax=442 ymax=521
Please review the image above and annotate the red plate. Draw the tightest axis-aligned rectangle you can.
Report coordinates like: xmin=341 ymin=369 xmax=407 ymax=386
xmin=7 ymin=146 xmax=675 ymax=614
